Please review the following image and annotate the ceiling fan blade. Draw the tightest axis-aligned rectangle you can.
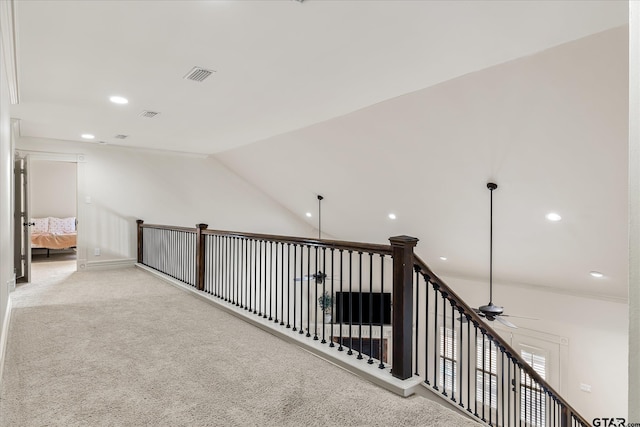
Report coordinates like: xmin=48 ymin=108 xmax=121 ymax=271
xmin=500 ymin=314 xmax=539 ymax=320
xmin=495 ymin=315 xmax=518 ymax=329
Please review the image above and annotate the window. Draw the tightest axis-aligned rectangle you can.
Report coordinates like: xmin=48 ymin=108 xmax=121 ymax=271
xmin=520 ymin=347 xmax=547 ymax=427
xmin=476 ymin=334 xmax=497 ymax=409
xmin=439 ymin=326 xmax=457 ymax=393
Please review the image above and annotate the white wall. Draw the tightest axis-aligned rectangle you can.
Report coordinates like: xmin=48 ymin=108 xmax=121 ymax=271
xmin=442 ymin=274 xmax=628 ymax=422
xmin=0 ymin=0 xmax=15 ymax=381
xmin=629 ymin=0 xmax=640 ymax=421
xmin=30 ymin=160 xmax=76 ymax=219
xmin=16 ymin=137 xmax=315 ymax=269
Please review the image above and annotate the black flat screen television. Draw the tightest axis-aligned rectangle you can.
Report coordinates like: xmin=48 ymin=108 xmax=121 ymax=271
xmin=334 ymin=292 xmax=391 ymax=325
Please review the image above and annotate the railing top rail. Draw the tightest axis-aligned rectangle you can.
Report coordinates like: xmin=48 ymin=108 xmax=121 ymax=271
xmin=140 ymin=223 xmax=392 ymax=255
xmin=140 ymin=223 xmax=197 ymax=233
xmin=413 ymin=254 xmax=590 ymax=426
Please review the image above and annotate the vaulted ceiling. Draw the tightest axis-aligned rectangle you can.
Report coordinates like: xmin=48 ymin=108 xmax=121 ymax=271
xmin=10 ymin=1 xmax=630 ymax=301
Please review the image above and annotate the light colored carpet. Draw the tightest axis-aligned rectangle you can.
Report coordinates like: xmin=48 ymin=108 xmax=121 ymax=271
xmin=0 ymin=265 xmax=478 ymax=427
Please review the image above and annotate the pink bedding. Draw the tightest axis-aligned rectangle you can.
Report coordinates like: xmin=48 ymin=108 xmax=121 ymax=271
xmin=31 ymin=232 xmax=77 ymax=250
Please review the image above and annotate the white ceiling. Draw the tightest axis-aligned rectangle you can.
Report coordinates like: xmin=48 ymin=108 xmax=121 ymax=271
xmin=10 ymin=1 xmax=630 ymax=301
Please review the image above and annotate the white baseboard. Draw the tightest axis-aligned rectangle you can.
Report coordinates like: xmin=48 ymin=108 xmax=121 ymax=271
xmin=135 ymin=263 xmax=423 ymax=398
xmin=82 ymin=258 xmax=137 ymax=270
xmin=0 ymin=294 xmax=13 ymax=387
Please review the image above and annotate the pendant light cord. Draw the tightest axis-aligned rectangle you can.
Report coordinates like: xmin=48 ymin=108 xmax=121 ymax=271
xmin=489 ymin=187 xmax=493 ymax=304
xmin=317 ymin=195 xmax=323 ymax=240
xmin=487 ymin=183 xmax=497 ymax=305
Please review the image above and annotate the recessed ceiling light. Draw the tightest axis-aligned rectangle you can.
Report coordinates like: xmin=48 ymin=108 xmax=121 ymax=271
xmin=81 ymin=134 xmax=95 ymax=140
xmin=589 ymin=271 xmax=604 ymax=278
xmin=439 ymin=256 xmax=447 ymax=261
xmin=109 ymin=95 xmax=128 ymax=104
xmin=305 ymin=212 xmax=312 ymax=218
xmin=546 ymin=212 xmax=562 ymax=222
xmin=388 ymin=213 xmax=397 ymax=220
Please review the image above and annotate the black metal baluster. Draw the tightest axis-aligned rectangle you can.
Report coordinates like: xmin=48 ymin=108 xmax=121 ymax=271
xmin=520 ymin=367 xmax=530 ymax=424
xmin=263 ymin=240 xmax=268 ymax=319
xmin=442 ymin=293 xmax=448 ymax=396
xmin=459 ymin=309 xmax=464 ymax=409
xmin=220 ymin=236 xmax=225 ymax=300
xmin=242 ymin=238 xmax=246 ymax=308
xmin=378 ymin=255 xmax=385 ymax=369
xmin=516 ymin=360 xmax=520 ymax=427
xmin=321 ymin=247 xmax=327 ymax=344
xmin=489 ymin=338 xmax=493 ymax=426
xmin=329 ymin=248 xmax=335 ymax=347
xmin=338 ymin=250 xmax=344 ymax=352
xmin=273 ymin=242 xmax=278 ymax=322
xmin=221 ymin=236 xmax=226 ymax=300
xmin=220 ymin=235 xmax=224 ymax=299
xmin=306 ymin=245 xmax=311 ymax=336
xmin=482 ymin=330 xmax=486 ymax=422
xmin=433 ymin=283 xmax=439 ymax=390
xmin=280 ymin=242 xmax=285 ymax=325
xmin=228 ymin=237 xmax=233 ymax=301
xmin=474 ymin=325 xmax=479 ymax=417
xmin=367 ymin=252 xmax=373 ymax=364
xmin=214 ymin=235 xmax=219 ymax=297
xmin=414 ymin=266 xmax=420 ymax=376
xmin=357 ymin=251 xmax=363 ymax=360
xmin=450 ymin=299 xmax=456 ymax=402
xmin=248 ymin=239 xmax=253 ymax=312
xmin=286 ymin=243 xmax=291 ymax=328
xmin=508 ymin=354 xmax=512 ymax=427
xmin=347 ymin=250 xmax=353 ymax=355
xmin=257 ymin=240 xmax=262 ymax=315
xmin=292 ymin=244 xmax=298 ymax=331
xmin=501 ymin=348 xmax=505 ymax=427
xmin=236 ymin=237 xmax=240 ymax=306
xmin=227 ymin=236 xmax=231 ymax=301
xmin=313 ymin=246 xmax=319 ymax=340
xmin=424 ymin=273 xmax=430 ymax=386
xmin=233 ymin=237 xmax=237 ymax=304
xmin=299 ymin=245 xmax=304 ymax=334
xmin=269 ymin=241 xmax=274 ymax=321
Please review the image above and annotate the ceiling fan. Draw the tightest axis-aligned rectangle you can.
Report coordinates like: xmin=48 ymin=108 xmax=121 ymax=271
xmin=471 ymin=182 xmax=528 ymax=329
xmin=294 ymin=195 xmax=335 ymax=285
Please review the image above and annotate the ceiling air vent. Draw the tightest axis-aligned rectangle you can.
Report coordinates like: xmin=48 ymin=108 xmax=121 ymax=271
xmin=139 ymin=110 xmax=160 ymax=118
xmin=114 ymin=134 xmax=128 ymax=139
xmin=183 ymin=66 xmax=215 ymax=82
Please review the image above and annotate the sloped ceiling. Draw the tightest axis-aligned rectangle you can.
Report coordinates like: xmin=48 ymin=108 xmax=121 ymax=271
xmin=218 ymin=26 xmax=629 ymax=301
xmin=10 ymin=1 xmax=629 ymax=300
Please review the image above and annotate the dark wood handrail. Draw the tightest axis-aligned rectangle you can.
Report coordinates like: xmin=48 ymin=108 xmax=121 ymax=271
xmin=412 ymin=254 xmax=590 ymax=426
xmin=140 ymin=223 xmax=198 ymax=233
xmin=140 ymin=223 xmax=393 ymax=255
xmin=137 ymin=220 xmax=589 ymax=425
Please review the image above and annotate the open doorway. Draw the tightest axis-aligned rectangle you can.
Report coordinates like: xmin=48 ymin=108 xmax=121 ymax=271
xmin=28 ymin=159 xmax=78 ymax=278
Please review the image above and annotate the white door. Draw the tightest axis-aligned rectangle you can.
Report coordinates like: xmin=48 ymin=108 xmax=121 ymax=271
xmin=14 ymin=155 xmax=32 ymax=283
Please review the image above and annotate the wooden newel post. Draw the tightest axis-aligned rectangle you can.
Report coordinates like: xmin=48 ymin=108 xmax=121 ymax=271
xmin=196 ymin=223 xmax=208 ymax=291
xmin=136 ymin=220 xmax=144 ymax=264
xmin=389 ymin=235 xmax=419 ymax=380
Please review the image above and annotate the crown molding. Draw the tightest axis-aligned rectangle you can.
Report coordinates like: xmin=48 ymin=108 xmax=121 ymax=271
xmin=0 ymin=0 xmax=19 ymax=104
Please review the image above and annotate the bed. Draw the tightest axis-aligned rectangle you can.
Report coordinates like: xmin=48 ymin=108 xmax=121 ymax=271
xmin=30 ymin=217 xmax=77 ymax=257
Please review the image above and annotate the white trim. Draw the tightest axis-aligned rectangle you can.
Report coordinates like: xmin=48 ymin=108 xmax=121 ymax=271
xmin=14 ymin=149 xmax=83 ymax=163
xmin=135 ymin=263 xmax=423 ymax=398
xmin=0 ymin=0 xmax=19 ymax=104
xmin=83 ymin=258 xmax=136 ymax=270
xmin=0 ymin=295 xmax=13 ymax=388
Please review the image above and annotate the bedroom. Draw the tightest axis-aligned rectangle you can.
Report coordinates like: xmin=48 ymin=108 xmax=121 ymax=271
xmin=28 ymin=159 xmax=77 ymax=267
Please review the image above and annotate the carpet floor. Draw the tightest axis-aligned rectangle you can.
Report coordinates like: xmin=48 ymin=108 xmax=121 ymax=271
xmin=0 ymin=264 xmax=477 ymax=427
